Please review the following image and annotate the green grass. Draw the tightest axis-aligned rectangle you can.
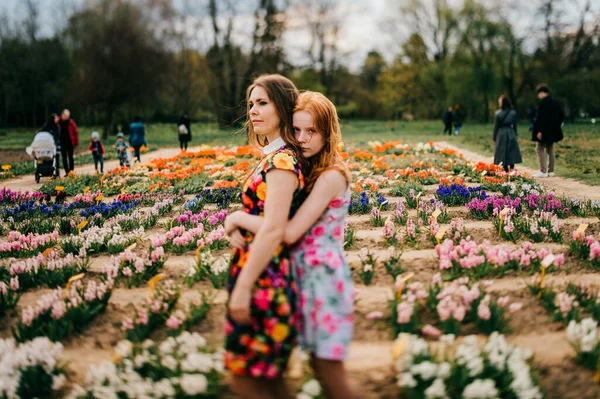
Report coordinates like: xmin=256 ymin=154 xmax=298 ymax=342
xmin=2 ymin=120 xmax=599 ymax=185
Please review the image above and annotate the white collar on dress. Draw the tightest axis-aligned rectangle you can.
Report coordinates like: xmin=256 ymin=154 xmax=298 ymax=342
xmin=261 ymin=137 xmax=286 ymax=156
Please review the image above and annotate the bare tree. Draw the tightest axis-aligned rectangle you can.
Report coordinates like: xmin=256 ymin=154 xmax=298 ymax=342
xmin=290 ymin=0 xmax=346 ymax=95
xmin=382 ymin=0 xmax=458 ymax=61
xmin=206 ymin=0 xmax=290 ymax=127
xmin=23 ymin=0 xmax=40 ymax=42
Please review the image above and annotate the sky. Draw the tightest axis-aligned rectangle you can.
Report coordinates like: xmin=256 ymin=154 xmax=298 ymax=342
xmin=1 ymin=0 xmax=598 ymax=71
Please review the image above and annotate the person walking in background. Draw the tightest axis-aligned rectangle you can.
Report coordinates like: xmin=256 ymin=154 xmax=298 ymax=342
xmin=452 ymin=104 xmax=465 ymax=135
xmin=129 ymin=116 xmax=146 ymax=163
xmin=89 ymin=132 xmax=105 ymax=174
xmin=532 ymin=84 xmax=564 ymax=178
xmin=115 ymin=132 xmax=130 ymax=167
xmin=178 ymin=112 xmax=192 ymax=151
xmin=41 ymin=113 xmax=61 ymax=177
xmin=493 ymin=96 xmax=522 ymax=172
xmin=442 ymin=106 xmax=453 ymax=135
xmin=527 ymin=104 xmax=537 ymax=133
xmin=59 ymin=109 xmax=79 ymax=176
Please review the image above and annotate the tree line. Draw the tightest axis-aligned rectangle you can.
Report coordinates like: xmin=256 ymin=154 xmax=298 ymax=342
xmin=0 ymin=0 xmax=598 ymax=136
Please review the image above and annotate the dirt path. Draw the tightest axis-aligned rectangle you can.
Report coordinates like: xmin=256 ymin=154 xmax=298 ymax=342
xmin=1 ymin=147 xmax=183 ymax=192
xmin=437 ymin=141 xmax=600 ymax=201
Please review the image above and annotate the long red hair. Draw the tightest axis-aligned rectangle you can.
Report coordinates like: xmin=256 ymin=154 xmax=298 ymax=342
xmin=295 ymin=91 xmax=350 ymax=191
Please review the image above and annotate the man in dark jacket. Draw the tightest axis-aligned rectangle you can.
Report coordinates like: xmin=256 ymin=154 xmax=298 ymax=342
xmin=532 ymin=84 xmax=564 ymax=178
xmin=442 ymin=106 xmax=453 ymax=135
xmin=59 ymin=109 xmax=79 ymax=176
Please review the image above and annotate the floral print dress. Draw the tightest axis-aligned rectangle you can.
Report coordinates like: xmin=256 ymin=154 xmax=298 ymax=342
xmin=292 ymin=187 xmax=354 ymax=361
xmin=224 ymin=146 xmax=305 ymax=378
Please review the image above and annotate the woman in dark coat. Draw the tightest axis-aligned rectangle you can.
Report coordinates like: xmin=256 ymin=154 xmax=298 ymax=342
xmin=493 ymin=96 xmax=522 ymax=172
xmin=177 ymin=113 xmax=191 ymax=151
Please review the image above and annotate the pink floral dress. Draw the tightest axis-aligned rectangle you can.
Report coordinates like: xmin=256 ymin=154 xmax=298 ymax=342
xmin=291 ymin=187 xmax=354 ymax=360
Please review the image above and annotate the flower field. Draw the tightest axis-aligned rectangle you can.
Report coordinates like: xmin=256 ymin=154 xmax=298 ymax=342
xmin=1 ymin=141 xmax=600 ymax=398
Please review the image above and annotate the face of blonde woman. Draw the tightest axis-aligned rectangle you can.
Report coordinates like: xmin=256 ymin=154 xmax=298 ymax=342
xmin=293 ymin=110 xmax=324 ymax=158
xmin=248 ymin=86 xmax=280 ymax=136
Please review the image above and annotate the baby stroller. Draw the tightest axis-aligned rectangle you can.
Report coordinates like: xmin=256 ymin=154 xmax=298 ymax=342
xmin=26 ymin=131 xmax=57 ymax=183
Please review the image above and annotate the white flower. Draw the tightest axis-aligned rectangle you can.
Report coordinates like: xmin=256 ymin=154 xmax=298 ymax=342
xmin=297 ymin=393 xmax=313 ymax=399
xmin=437 ymin=362 xmax=451 ymax=379
xmin=466 ymin=356 xmax=484 ymax=376
xmin=153 ymin=378 xmax=176 ymax=397
xmin=567 ymin=318 xmax=598 ymax=353
xmin=440 ymin=334 xmax=455 ymax=345
xmin=181 ymin=353 xmax=214 ymax=373
xmin=134 ymin=354 xmax=149 ymax=368
xmin=114 ymin=340 xmax=133 ymax=358
xmin=411 ymin=361 xmax=438 ymax=380
xmin=52 ymin=374 xmax=66 ymax=390
xmin=397 ymin=372 xmax=417 ymax=388
xmin=425 ymin=378 xmax=449 ymax=399
xmin=160 ymin=355 xmax=178 ymax=371
xmin=302 ymin=379 xmax=322 ymax=396
xmin=462 ymin=379 xmax=499 ymax=398
xmin=179 ymin=374 xmax=208 ymax=395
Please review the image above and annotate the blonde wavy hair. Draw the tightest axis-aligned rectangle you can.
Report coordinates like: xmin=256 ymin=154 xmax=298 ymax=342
xmin=295 ymin=91 xmax=351 ymax=191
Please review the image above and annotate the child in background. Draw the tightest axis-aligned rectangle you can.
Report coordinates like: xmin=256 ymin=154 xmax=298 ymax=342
xmin=225 ymin=91 xmax=355 ymax=399
xmin=89 ymin=131 xmax=104 ymax=174
xmin=115 ymin=132 xmax=130 ymax=167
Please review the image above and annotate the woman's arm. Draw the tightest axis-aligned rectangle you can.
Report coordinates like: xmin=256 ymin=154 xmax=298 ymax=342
xmin=227 ymin=170 xmax=346 ymax=244
xmin=229 ymin=168 xmax=298 ymax=324
xmin=493 ymin=113 xmax=500 ymax=142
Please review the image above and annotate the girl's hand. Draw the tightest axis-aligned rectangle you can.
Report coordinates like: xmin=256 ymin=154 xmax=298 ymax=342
xmin=229 ymin=229 xmax=245 ymax=249
xmin=224 ymin=212 xmax=241 ymax=235
xmin=229 ymin=285 xmax=252 ymax=324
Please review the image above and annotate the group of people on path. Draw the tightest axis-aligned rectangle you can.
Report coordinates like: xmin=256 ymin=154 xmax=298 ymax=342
xmin=39 ymin=112 xmax=154 ymax=176
xmin=41 ymin=109 xmax=78 ymax=177
xmin=221 ymin=74 xmax=355 ymax=399
xmin=491 ymin=83 xmax=564 ymax=176
xmin=442 ymin=84 xmax=564 ymax=176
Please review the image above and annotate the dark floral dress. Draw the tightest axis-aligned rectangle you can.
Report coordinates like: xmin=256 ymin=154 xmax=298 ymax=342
xmin=224 ymin=146 xmax=305 ymax=378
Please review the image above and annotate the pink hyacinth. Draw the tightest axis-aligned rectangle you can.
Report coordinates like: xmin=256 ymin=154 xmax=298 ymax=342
xmin=367 ymin=311 xmax=383 ymax=320
xmin=422 ymin=324 xmax=442 ymax=337
xmin=166 ymin=311 xmax=185 ymax=329
xmin=21 ymin=306 xmax=35 ymax=326
xmin=396 ymin=301 xmax=414 ymax=324
xmin=453 ymin=305 xmax=466 ymax=321
xmin=589 ymin=242 xmax=600 ymax=261
xmin=121 ymin=319 xmax=134 ymax=331
xmin=509 ymin=302 xmax=523 ymax=313
xmin=477 ymin=303 xmax=491 ymax=320
xmin=497 ymin=296 xmax=510 ymax=307
xmin=51 ymin=302 xmax=66 ymax=319
xmin=9 ymin=277 xmax=19 ymax=291
xmin=135 ymin=308 xmax=149 ymax=325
